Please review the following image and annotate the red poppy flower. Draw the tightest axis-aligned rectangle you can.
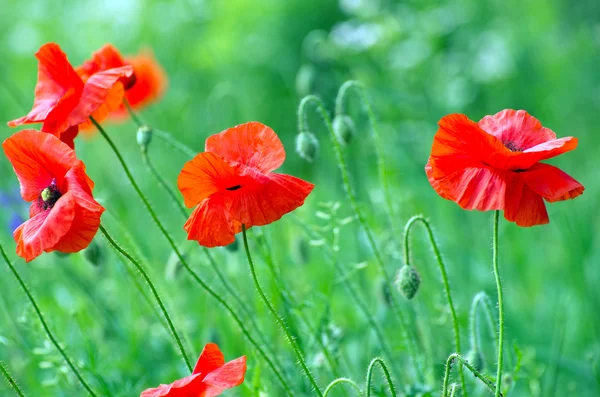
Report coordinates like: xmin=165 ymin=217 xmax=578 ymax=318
xmin=178 ymin=122 xmax=314 ymax=247
xmin=426 ymin=109 xmax=584 ymax=226
xmin=2 ymin=130 xmax=104 ymax=262
xmin=140 ymin=343 xmax=246 ymax=397
xmin=7 ymin=43 xmax=133 ymax=148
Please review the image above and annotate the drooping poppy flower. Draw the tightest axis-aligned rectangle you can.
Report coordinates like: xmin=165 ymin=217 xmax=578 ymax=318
xmin=2 ymin=130 xmax=105 ymax=262
xmin=178 ymin=122 xmax=314 ymax=247
xmin=426 ymin=109 xmax=584 ymax=226
xmin=140 ymin=343 xmax=246 ymax=397
xmin=7 ymin=43 xmax=133 ymax=148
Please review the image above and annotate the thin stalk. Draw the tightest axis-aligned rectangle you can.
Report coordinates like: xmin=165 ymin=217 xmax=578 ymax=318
xmin=324 ymin=378 xmax=362 ymax=397
xmin=98 ymin=224 xmax=192 ymax=372
xmin=0 ymin=243 xmax=97 ymax=396
xmin=123 ymin=99 xmax=144 ymax=128
xmin=242 ymin=225 xmax=323 ymax=396
xmin=0 ymin=362 xmax=25 ymax=397
xmin=403 ymin=215 xmax=467 ymax=395
xmin=141 ymin=151 xmax=187 ymax=218
xmin=492 ymin=211 xmax=503 ymax=397
xmin=449 ymin=384 xmax=459 ymax=397
xmin=298 ymin=95 xmax=421 ymax=378
xmin=91 ymin=117 xmax=293 ymax=396
xmin=469 ymin=292 xmax=498 ymax=356
xmin=366 ymin=358 xmax=397 ymax=397
xmin=441 ymin=353 xmax=499 ymax=397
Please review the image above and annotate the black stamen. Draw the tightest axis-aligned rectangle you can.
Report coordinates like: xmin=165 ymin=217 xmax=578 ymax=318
xmin=225 ymin=185 xmax=242 ymax=191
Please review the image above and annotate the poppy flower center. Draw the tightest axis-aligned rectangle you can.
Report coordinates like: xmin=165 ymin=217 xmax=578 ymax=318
xmin=39 ymin=181 xmax=62 ymax=211
xmin=503 ymin=141 xmax=523 ymax=152
xmin=225 ymin=184 xmax=242 ymax=191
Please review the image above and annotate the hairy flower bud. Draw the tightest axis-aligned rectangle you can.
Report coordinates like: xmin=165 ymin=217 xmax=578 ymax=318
xmin=83 ymin=239 xmax=104 ymax=267
xmin=332 ymin=115 xmax=355 ymax=146
xmin=395 ymin=265 xmax=420 ymax=299
xmin=466 ymin=349 xmax=485 ymax=372
xmin=295 ymin=131 xmax=319 ymax=162
xmin=295 ymin=64 xmax=316 ymax=97
xmin=137 ymin=125 xmax=153 ymax=152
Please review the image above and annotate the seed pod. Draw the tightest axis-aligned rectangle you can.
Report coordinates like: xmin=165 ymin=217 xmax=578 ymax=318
xmin=137 ymin=125 xmax=153 ymax=152
xmin=332 ymin=115 xmax=355 ymax=145
xmin=466 ymin=349 xmax=485 ymax=372
xmin=395 ymin=265 xmax=421 ymax=299
xmin=83 ymin=239 xmax=104 ymax=267
xmin=295 ymin=131 xmax=319 ymax=162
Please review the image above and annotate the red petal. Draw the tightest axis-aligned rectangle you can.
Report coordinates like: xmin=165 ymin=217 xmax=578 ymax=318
xmin=183 ymin=196 xmax=239 ymax=247
xmin=478 ymin=109 xmax=556 ymax=150
xmin=193 ymin=343 xmax=225 ymax=376
xmin=124 ymin=49 xmax=167 ymax=108
xmin=520 ymin=163 xmax=584 ymax=203
xmin=76 ymin=44 xmax=126 ymax=82
xmin=2 ymin=130 xmax=77 ymax=201
xmin=426 ymin=158 xmax=507 ymax=211
xmin=140 ymin=373 xmax=206 ymax=397
xmin=205 ymin=122 xmax=286 ymax=173
xmin=203 ymin=356 xmax=247 ymax=397
xmin=7 ymin=43 xmax=83 ymax=134
xmin=503 ymin=174 xmax=549 ymax=227
xmin=505 ymin=137 xmax=578 ymax=170
xmin=178 ymin=152 xmax=238 ymax=208
xmin=224 ymin=168 xmax=314 ymax=227
xmin=14 ymin=192 xmax=76 ymax=262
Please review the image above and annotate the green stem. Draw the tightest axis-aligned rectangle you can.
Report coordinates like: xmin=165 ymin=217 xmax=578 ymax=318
xmin=123 ymin=99 xmax=144 ymax=128
xmin=0 ymin=361 xmax=25 ymax=397
xmin=366 ymin=358 xmax=397 ymax=397
xmin=0 ymin=243 xmax=97 ymax=396
xmin=324 ymin=378 xmax=362 ymax=397
xmin=449 ymin=383 xmax=458 ymax=397
xmin=242 ymin=225 xmax=323 ymax=396
xmin=403 ymin=215 xmax=467 ymax=395
xmin=441 ymin=353 xmax=499 ymax=397
xmin=98 ymin=224 xmax=192 ymax=372
xmin=298 ymin=95 xmax=421 ymax=378
xmin=140 ymin=150 xmax=188 ymax=219
xmin=91 ymin=117 xmax=293 ymax=396
xmin=469 ymin=292 xmax=498 ymax=356
xmin=492 ymin=210 xmax=503 ymax=397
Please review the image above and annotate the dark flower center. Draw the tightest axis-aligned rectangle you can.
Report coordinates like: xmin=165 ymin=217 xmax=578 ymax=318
xmin=503 ymin=141 xmax=522 ymax=152
xmin=225 ymin=185 xmax=242 ymax=191
xmin=38 ymin=181 xmax=62 ymax=211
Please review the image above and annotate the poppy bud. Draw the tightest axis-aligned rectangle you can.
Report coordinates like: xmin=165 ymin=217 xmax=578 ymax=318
xmin=225 ymin=237 xmax=239 ymax=252
xmin=82 ymin=239 xmax=104 ymax=266
xmin=395 ymin=265 xmax=420 ymax=300
xmin=137 ymin=125 xmax=153 ymax=152
xmin=165 ymin=250 xmax=183 ymax=280
xmin=295 ymin=64 xmax=316 ymax=97
xmin=332 ymin=115 xmax=355 ymax=146
xmin=295 ymin=131 xmax=319 ymax=162
xmin=465 ymin=349 xmax=485 ymax=372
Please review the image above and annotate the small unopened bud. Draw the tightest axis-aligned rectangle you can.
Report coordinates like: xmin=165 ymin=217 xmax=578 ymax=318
xmin=295 ymin=64 xmax=316 ymax=97
xmin=395 ymin=265 xmax=421 ymax=299
xmin=165 ymin=250 xmax=183 ymax=280
xmin=137 ymin=125 xmax=153 ymax=152
xmin=295 ymin=131 xmax=319 ymax=162
xmin=466 ymin=349 xmax=485 ymax=372
xmin=225 ymin=237 xmax=239 ymax=252
xmin=332 ymin=115 xmax=355 ymax=145
xmin=83 ymin=239 xmax=104 ymax=267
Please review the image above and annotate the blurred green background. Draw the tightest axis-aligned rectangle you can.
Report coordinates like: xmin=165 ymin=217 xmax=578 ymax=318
xmin=1 ymin=0 xmax=599 ymax=396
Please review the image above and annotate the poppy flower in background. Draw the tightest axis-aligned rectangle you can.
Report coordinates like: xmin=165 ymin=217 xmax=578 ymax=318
xmin=178 ymin=122 xmax=314 ymax=247
xmin=7 ymin=43 xmax=133 ymax=148
xmin=2 ymin=130 xmax=105 ymax=262
xmin=426 ymin=109 xmax=584 ymax=226
xmin=140 ymin=343 xmax=246 ymax=397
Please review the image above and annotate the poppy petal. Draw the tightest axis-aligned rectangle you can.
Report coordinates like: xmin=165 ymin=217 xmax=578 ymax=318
xmin=426 ymin=158 xmax=507 ymax=211
xmin=504 ymin=174 xmax=549 ymax=227
xmin=140 ymin=373 xmax=205 ymax=397
xmin=2 ymin=129 xmax=77 ymax=201
xmin=205 ymin=122 xmax=286 ymax=173
xmin=14 ymin=192 xmax=76 ymax=262
xmin=203 ymin=356 xmax=247 ymax=397
xmin=224 ymin=169 xmax=314 ymax=227
xmin=76 ymin=44 xmax=126 ymax=82
xmin=178 ymin=152 xmax=238 ymax=208
xmin=7 ymin=43 xmax=83 ymax=133
xmin=124 ymin=49 xmax=167 ymax=107
xmin=520 ymin=163 xmax=584 ymax=203
xmin=184 ymin=196 xmax=239 ymax=247
xmin=505 ymin=137 xmax=578 ymax=170
xmin=478 ymin=109 xmax=556 ymax=151
xmin=193 ymin=343 xmax=225 ymax=376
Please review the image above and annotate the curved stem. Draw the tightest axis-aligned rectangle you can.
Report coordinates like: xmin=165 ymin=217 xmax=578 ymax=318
xmin=91 ymin=117 xmax=293 ymax=396
xmin=403 ymin=215 xmax=466 ymax=394
xmin=0 ymin=362 xmax=25 ymax=397
xmin=366 ymin=358 xmax=397 ymax=397
xmin=298 ymin=95 xmax=421 ymax=378
xmin=449 ymin=383 xmax=459 ymax=397
xmin=98 ymin=224 xmax=192 ymax=371
xmin=324 ymin=378 xmax=362 ymax=397
xmin=0 ymin=243 xmax=97 ymax=396
xmin=442 ymin=353 xmax=499 ymax=397
xmin=335 ymin=81 xmax=395 ymax=232
xmin=141 ymin=151 xmax=188 ymax=219
xmin=123 ymin=99 xmax=144 ymax=128
xmin=492 ymin=210 xmax=503 ymax=397
xmin=469 ymin=292 xmax=498 ymax=355
xmin=242 ymin=225 xmax=323 ymax=396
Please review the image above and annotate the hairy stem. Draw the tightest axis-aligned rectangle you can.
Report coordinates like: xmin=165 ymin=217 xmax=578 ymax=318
xmin=0 ymin=243 xmax=97 ymax=396
xmin=323 ymin=378 xmax=362 ymax=397
xmin=366 ymin=358 xmax=397 ymax=397
xmin=492 ymin=210 xmax=503 ymax=397
xmin=442 ymin=353 xmax=499 ymax=397
xmin=0 ymin=361 xmax=25 ymax=397
xmin=469 ymin=292 xmax=498 ymax=356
